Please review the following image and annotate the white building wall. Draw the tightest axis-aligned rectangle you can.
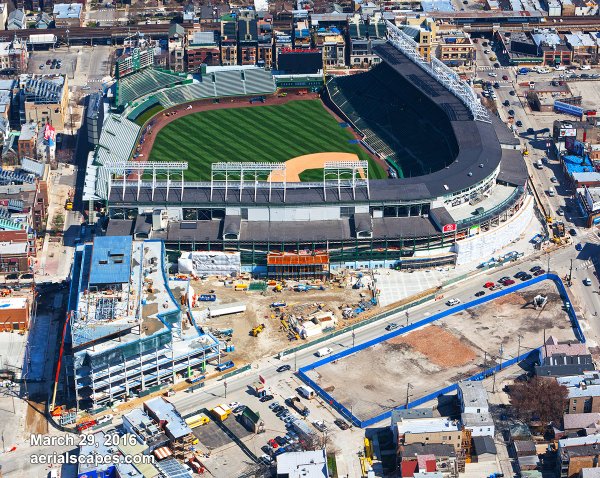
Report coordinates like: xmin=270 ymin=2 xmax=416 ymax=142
xmin=453 ymin=195 xmax=534 ymax=265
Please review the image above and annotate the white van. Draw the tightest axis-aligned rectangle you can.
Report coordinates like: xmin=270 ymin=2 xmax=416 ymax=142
xmin=316 ymin=347 xmax=333 ymax=357
xmin=298 ymin=386 xmax=316 ymax=399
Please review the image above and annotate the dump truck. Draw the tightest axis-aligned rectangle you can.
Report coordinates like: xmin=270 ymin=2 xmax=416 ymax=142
xmin=251 ymin=323 xmax=265 ymax=337
xmin=289 ymin=396 xmax=310 ymax=417
xmin=210 ymin=405 xmax=231 ymax=421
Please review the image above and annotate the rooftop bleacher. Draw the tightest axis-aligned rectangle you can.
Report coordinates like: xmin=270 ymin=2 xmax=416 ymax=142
xmin=116 ymin=69 xmax=188 ymax=107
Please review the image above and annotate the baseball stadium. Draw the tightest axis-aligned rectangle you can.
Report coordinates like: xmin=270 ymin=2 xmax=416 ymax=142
xmin=84 ymin=22 xmax=531 ymax=272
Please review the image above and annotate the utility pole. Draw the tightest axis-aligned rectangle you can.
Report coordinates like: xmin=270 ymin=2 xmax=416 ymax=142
xmin=352 ymin=329 xmax=355 ymax=348
xmin=224 ymin=380 xmax=227 ymax=399
xmin=517 ymin=334 xmax=523 ymax=360
xmin=499 ymin=344 xmax=504 ymax=371
xmin=568 ymin=258 xmax=573 ymax=286
xmin=405 ymin=311 xmax=409 ymax=327
xmin=492 ymin=372 xmax=496 ymax=393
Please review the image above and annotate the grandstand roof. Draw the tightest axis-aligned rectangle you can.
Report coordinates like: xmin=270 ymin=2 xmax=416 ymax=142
xmin=95 ymin=114 xmax=140 ymax=166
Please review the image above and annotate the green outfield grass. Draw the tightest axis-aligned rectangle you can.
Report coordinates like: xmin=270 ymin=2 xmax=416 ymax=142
xmin=149 ymin=100 xmax=387 ymax=181
xmin=134 ymin=104 xmax=164 ymax=126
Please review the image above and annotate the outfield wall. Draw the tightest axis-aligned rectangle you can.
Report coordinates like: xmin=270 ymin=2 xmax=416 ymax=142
xmin=297 ymin=273 xmax=584 ymax=428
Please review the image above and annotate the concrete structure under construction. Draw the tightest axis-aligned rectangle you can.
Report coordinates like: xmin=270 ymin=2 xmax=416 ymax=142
xmin=67 ymin=236 xmax=221 ymax=411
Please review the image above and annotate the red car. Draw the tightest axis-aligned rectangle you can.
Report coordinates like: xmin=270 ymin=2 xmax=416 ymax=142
xmin=76 ymin=420 xmax=97 ymax=432
xmin=484 ymin=282 xmax=495 ymax=288
xmin=268 ymin=439 xmax=279 ymax=449
xmin=502 ymin=75 xmax=509 ymax=80
xmin=502 ymin=279 xmax=515 ymax=286
xmin=533 ymin=269 xmax=545 ymax=276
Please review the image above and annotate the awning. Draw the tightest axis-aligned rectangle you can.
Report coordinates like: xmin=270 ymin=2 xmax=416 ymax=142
xmin=153 ymin=446 xmax=173 ymax=460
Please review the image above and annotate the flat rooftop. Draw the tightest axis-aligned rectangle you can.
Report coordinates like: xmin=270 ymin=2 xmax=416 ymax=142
xmin=450 ymin=183 xmax=517 ymax=223
xmin=396 ymin=417 xmax=460 ymax=434
xmin=89 ymin=235 xmax=133 ymax=285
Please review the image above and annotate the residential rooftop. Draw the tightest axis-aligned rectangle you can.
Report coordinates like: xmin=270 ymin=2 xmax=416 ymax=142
xmin=396 ymin=417 xmax=460 ymax=435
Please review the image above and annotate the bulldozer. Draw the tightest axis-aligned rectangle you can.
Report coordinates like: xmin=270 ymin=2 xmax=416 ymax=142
xmin=250 ymin=324 xmax=265 ymax=337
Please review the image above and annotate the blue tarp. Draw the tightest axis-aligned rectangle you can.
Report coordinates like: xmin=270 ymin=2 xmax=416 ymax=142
xmin=563 ymin=154 xmax=594 ymax=174
xmin=89 ymin=235 xmax=133 ymax=285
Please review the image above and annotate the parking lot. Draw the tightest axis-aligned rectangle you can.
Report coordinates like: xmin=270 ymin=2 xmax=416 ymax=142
xmin=28 ymin=46 xmax=113 ymax=88
xmin=305 ymin=281 xmax=577 ymax=422
xmin=566 ymin=80 xmax=600 ymax=110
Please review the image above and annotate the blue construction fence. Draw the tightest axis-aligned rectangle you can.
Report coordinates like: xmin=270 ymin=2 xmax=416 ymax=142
xmin=297 ymin=273 xmax=585 ymax=428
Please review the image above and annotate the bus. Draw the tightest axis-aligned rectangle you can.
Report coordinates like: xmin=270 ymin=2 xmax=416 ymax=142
xmin=185 ymin=413 xmax=210 ymax=428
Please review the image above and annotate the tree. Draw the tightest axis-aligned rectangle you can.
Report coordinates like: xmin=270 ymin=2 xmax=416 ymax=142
xmin=509 ymin=376 xmax=568 ymax=424
xmin=51 ymin=213 xmax=65 ymax=234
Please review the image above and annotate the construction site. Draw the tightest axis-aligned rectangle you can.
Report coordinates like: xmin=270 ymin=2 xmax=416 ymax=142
xmin=305 ymin=282 xmax=578 ymax=423
xmin=183 ymin=267 xmax=376 ymax=366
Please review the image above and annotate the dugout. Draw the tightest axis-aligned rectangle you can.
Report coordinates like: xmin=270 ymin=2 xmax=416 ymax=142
xmin=267 ymin=253 xmax=330 ymax=281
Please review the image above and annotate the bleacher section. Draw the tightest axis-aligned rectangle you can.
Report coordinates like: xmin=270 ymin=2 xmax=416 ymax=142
xmin=213 ymin=70 xmax=246 ymax=97
xmin=151 ymin=68 xmax=276 ymax=109
xmin=327 ymin=62 xmax=459 ymax=178
xmin=116 ymin=69 xmax=188 ymax=107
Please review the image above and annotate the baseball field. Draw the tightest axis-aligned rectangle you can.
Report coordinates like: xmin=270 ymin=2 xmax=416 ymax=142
xmin=148 ymin=100 xmax=387 ymax=181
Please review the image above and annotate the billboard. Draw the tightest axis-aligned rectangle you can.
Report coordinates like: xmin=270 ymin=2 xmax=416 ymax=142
xmin=44 ymin=124 xmax=56 ymax=146
xmin=559 ymin=128 xmax=577 ymax=138
xmin=554 ymin=100 xmax=583 ymax=118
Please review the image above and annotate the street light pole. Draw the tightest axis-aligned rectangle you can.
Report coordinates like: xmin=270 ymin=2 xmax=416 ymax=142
xmin=517 ymin=334 xmax=523 ymax=360
xmin=224 ymin=380 xmax=227 ymax=399
xmin=405 ymin=311 xmax=409 ymax=327
xmin=405 ymin=383 xmax=413 ymax=408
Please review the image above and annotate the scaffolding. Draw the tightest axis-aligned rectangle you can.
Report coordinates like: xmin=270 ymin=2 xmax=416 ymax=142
xmin=267 ymin=252 xmax=330 ymax=281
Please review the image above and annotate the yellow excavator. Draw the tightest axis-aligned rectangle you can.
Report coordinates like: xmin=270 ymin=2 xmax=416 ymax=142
xmin=250 ymin=323 xmax=265 ymax=337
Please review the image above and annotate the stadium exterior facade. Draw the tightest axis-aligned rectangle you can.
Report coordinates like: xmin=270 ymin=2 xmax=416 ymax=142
xmin=86 ymin=25 xmax=530 ymax=271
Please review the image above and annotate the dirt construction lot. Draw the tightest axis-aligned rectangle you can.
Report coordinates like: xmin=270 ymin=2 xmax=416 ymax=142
xmin=188 ymin=276 xmax=370 ymax=365
xmin=306 ymin=282 xmax=577 ymax=422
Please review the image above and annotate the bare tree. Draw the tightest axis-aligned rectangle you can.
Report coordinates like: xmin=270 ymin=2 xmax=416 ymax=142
xmin=509 ymin=376 xmax=568 ymax=424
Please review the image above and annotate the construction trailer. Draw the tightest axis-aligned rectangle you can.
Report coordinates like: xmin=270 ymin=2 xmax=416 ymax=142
xmin=266 ymin=252 xmax=330 ymax=281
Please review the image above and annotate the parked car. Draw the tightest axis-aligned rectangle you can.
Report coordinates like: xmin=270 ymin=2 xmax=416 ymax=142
xmin=269 ymin=402 xmax=280 ymax=410
xmin=509 ymin=90 xmax=516 ymax=96
xmin=275 ymin=436 xmax=287 ymax=446
xmin=268 ymin=439 xmax=279 ymax=449
xmin=385 ymin=323 xmax=399 ymax=331
xmin=530 ymin=266 xmax=541 ymax=273
xmin=46 ymin=59 xmax=52 ymax=65
xmin=475 ymin=291 xmax=485 ymax=297
xmin=550 ymin=176 xmax=558 ymax=183
xmin=488 ymin=72 xmax=497 ymax=77
xmin=277 ymin=365 xmax=291 ymax=373
xmin=502 ymin=75 xmax=509 ymax=80
xmin=533 ymin=269 xmax=545 ymax=276
xmin=520 ymin=274 xmax=532 ymax=281
xmin=334 ymin=418 xmax=351 ymax=430
xmin=515 ymin=120 xmax=523 ymax=127
xmin=228 ymin=401 xmax=240 ymax=409
xmin=260 ymin=394 xmax=274 ymax=402
xmin=446 ymin=298 xmax=461 ymax=306
xmin=233 ymin=405 xmax=246 ymax=414
xmin=493 ymin=82 xmax=500 ymax=88
xmin=570 ymin=228 xmax=578 ymax=236
xmin=584 ymin=278 xmax=592 ymax=286
xmin=484 ymin=281 xmax=495 ymax=288
xmin=502 ymin=279 xmax=515 ymax=286
xmin=508 ymin=109 xmax=515 ymax=116
xmin=313 ymin=420 xmax=328 ymax=432
xmin=503 ymin=100 xmax=510 ymax=106
xmin=498 ymin=276 xmax=510 ymax=283
xmin=575 ymin=243 xmax=583 ymax=251
xmin=514 ymin=271 xmax=527 ymax=279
